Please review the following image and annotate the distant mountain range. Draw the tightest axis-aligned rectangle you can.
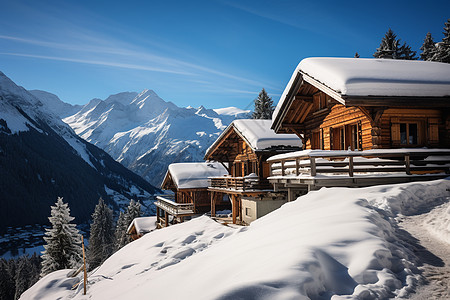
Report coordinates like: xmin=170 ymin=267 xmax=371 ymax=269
xmin=31 ymin=89 xmax=250 ymax=187
xmin=0 ymin=72 xmax=159 ymax=231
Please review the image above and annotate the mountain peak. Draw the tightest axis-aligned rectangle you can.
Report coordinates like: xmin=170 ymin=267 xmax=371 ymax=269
xmin=104 ymin=92 xmax=138 ymax=106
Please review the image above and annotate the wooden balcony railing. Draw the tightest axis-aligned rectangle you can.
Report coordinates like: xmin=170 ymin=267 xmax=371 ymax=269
xmin=268 ymin=149 xmax=450 ymax=178
xmin=209 ymin=175 xmax=272 ymax=191
xmin=155 ymin=196 xmax=195 ymax=216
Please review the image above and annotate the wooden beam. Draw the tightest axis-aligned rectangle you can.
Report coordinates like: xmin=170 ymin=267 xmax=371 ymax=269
xmin=345 ymin=96 xmax=450 ymax=107
xmin=294 ymin=95 xmax=313 ymax=102
xmin=298 ymin=103 xmax=314 ymax=123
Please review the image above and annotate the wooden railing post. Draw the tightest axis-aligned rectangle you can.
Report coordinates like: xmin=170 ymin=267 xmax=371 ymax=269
xmin=349 ymin=156 xmax=354 ymax=177
xmin=405 ymin=154 xmax=411 ymax=175
xmin=295 ymin=158 xmax=299 ymax=176
xmin=281 ymin=160 xmax=285 ymax=176
xmin=310 ymin=157 xmax=316 ymax=176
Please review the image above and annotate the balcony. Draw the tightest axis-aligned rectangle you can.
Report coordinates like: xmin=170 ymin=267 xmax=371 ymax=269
xmin=268 ymin=148 xmax=450 ymax=188
xmin=209 ymin=174 xmax=272 ymax=192
xmin=155 ymin=196 xmax=195 ymax=217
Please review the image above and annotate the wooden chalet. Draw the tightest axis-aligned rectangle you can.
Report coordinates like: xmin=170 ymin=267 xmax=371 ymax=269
xmin=155 ymin=162 xmax=229 ymax=228
xmin=204 ymin=119 xmax=302 ymax=224
xmin=269 ymin=57 xmax=450 ymax=191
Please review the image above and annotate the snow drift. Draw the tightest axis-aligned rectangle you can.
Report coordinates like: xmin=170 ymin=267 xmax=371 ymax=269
xmin=21 ymin=178 xmax=450 ymax=299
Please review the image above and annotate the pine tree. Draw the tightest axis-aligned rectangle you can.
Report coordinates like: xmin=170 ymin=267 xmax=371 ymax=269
xmin=0 ymin=259 xmax=13 ymax=300
xmin=87 ymin=198 xmax=115 ymax=270
xmin=374 ymin=28 xmax=417 ymax=60
xmin=14 ymin=257 xmax=31 ymax=300
xmin=114 ymin=211 xmax=128 ymax=251
xmin=420 ymin=32 xmax=437 ymax=61
xmin=432 ymin=19 xmax=450 ymax=63
xmin=40 ymin=197 xmax=83 ymax=277
xmin=252 ymin=88 xmax=274 ymax=119
xmin=115 ymin=200 xmax=142 ymax=250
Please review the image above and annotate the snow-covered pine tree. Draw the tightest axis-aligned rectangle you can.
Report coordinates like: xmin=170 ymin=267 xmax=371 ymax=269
xmin=252 ymin=88 xmax=274 ymax=119
xmin=374 ymin=28 xmax=417 ymax=60
xmin=0 ymin=259 xmax=13 ymax=300
xmin=14 ymin=256 xmax=31 ymax=300
xmin=114 ymin=211 xmax=127 ymax=251
xmin=398 ymin=43 xmax=418 ymax=60
xmin=87 ymin=198 xmax=115 ymax=270
xmin=40 ymin=197 xmax=83 ymax=277
xmin=432 ymin=19 xmax=450 ymax=63
xmin=125 ymin=200 xmax=142 ymax=226
xmin=420 ymin=32 xmax=437 ymax=61
xmin=115 ymin=200 xmax=142 ymax=250
xmin=374 ymin=28 xmax=399 ymax=59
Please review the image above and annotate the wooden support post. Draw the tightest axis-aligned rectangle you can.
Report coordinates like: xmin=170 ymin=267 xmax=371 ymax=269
xmin=165 ymin=212 xmax=169 ymax=227
xmin=232 ymin=195 xmax=237 ymax=224
xmin=156 ymin=207 xmax=160 ymax=225
xmin=281 ymin=160 xmax=285 ymax=176
xmin=405 ymin=154 xmax=411 ymax=175
xmin=81 ymin=235 xmax=87 ymax=295
xmin=310 ymin=157 xmax=316 ymax=176
xmin=349 ymin=156 xmax=354 ymax=177
xmin=238 ymin=196 xmax=242 ymax=223
xmin=211 ymin=192 xmax=216 ymax=217
xmin=295 ymin=159 xmax=299 ymax=176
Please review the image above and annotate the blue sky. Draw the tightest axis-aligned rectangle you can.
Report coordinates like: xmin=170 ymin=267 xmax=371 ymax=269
xmin=0 ymin=0 xmax=449 ymax=109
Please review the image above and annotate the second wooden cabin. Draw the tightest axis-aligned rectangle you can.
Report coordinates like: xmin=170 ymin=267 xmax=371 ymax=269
xmin=204 ymin=119 xmax=302 ymax=224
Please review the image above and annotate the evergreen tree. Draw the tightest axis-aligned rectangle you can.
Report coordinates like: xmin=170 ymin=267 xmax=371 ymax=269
xmin=420 ymin=32 xmax=437 ymax=61
xmin=115 ymin=200 xmax=142 ymax=250
xmin=14 ymin=257 xmax=31 ymax=300
xmin=40 ymin=197 xmax=83 ymax=277
xmin=252 ymin=88 xmax=274 ymax=119
xmin=432 ymin=19 xmax=450 ymax=63
xmin=374 ymin=28 xmax=417 ymax=60
xmin=114 ymin=211 xmax=128 ymax=251
xmin=87 ymin=198 xmax=115 ymax=270
xmin=0 ymin=259 xmax=13 ymax=300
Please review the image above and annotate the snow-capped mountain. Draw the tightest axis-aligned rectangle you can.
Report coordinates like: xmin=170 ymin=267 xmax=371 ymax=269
xmin=29 ymin=90 xmax=83 ymax=118
xmin=0 ymin=71 xmax=159 ymax=230
xmin=61 ymin=90 xmax=250 ymax=186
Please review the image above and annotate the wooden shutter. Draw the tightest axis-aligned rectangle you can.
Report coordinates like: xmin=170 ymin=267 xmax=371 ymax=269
xmin=391 ymin=118 xmax=400 ymax=146
xmin=428 ymin=118 xmax=439 ymax=145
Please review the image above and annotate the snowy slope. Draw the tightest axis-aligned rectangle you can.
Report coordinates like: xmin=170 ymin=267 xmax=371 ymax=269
xmin=61 ymin=90 xmax=250 ymax=186
xmin=21 ymin=178 xmax=450 ymax=299
xmin=0 ymin=71 xmax=159 ymax=229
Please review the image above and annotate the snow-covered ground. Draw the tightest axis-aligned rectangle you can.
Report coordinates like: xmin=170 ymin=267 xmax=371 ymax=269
xmin=21 ymin=178 xmax=450 ymax=299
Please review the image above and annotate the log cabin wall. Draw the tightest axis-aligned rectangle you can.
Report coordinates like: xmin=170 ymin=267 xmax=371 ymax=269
xmin=378 ymin=108 xmax=444 ymax=148
xmin=291 ymin=88 xmax=449 ymax=150
xmin=300 ymin=91 xmax=373 ymax=150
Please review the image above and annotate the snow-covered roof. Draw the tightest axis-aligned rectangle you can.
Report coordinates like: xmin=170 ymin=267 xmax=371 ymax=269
xmin=167 ymin=162 xmax=228 ymax=189
xmin=127 ymin=216 xmax=157 ymax=235
xmin=273 ymin=57 xmax=450 ymax=126
xmin=205 ymin=119 xmax=302 ymax=157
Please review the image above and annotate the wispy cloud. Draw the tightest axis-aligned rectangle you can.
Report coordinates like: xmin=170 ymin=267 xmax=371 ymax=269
xmin=0 ymin=33 xmax=278 ymax=91
xmin=0 ymin=52 xmax=193 ymax=75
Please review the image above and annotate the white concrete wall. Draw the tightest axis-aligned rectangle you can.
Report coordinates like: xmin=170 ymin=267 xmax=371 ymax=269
xmin=241 ymin=197 xmax=287 ymax=224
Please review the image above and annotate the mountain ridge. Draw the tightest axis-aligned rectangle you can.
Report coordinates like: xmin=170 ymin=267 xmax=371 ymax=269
xmin=51 ymin=90 xmax=251 ymax=186
xmin=0 ymin=71 xmax=159 ymax=230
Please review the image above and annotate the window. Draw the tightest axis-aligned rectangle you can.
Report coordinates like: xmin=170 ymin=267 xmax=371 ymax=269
xmin=400 ymin=123 xmax=418 ymax=145
xmin=245 ymin=207 xmax=251 ymax=217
